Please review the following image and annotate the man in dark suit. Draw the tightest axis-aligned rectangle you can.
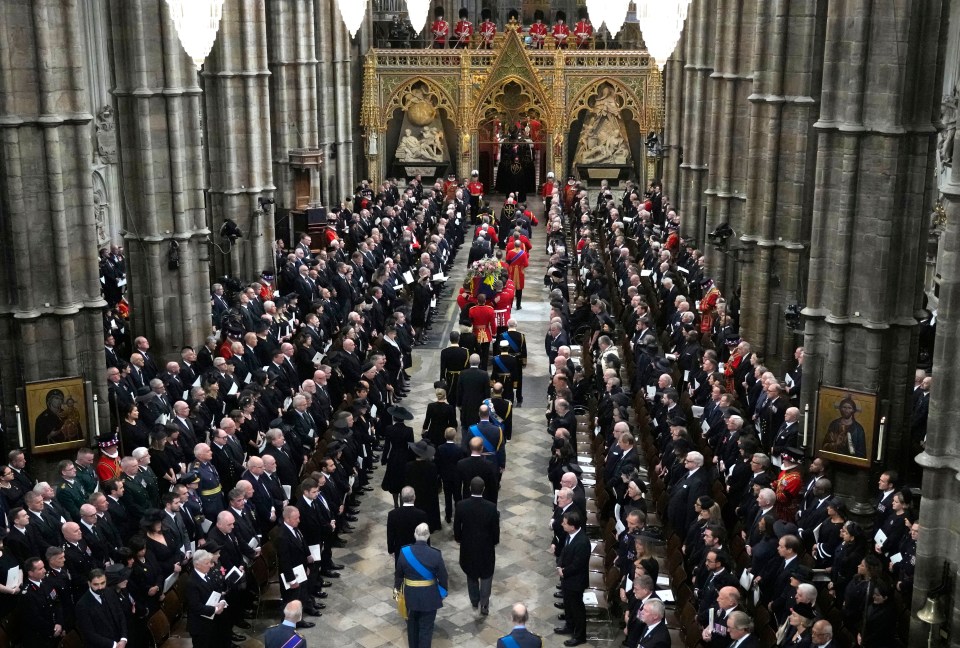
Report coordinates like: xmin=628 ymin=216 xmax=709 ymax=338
xmin=497 ymin=603 xmax=542 ymax=648
xmin=74 ymin=569 xmax=127 ymax=648
xmin=263 ymin=430 xmax=301 ymax=490
xmin=667 ymin=450 xmax=710 ymax=535
xmin=394 ymin=523 xmax=449 ymax=648
xmin=554 ymin=510 xmax=589 ymax=646
xmin=453 ymin=477 xmax=500 ymax=615
xmin=242 ymin=457 xmax=279 ymax=534
xmin=764 ymin=533 xmax=803 ymax=624
xmin=211 ymin=429 xmax=244 ymax=493
xmin=387 ymin=486 xmax=429 ymax=559
xmin=635 ymin=599 xmax=671 ymax=647
xmin=724 ymin=610 xmax=759 ymax=648
xmin=457 ymin=355 xmax=491 ymax=429
xmin=276 ymin=507 xmax=319 ymax=623
xmin=185 ymin=549 xmax=231 ymax=647
xmin=435 ymin=429 xmax=466 ymax=523
xmin=264 ymin=600 xmax=308 ymax=648
xmin=456 ymin=437 xmax=499 ymax=503
xmin=19 ymin=556 xmax=64 ymax=648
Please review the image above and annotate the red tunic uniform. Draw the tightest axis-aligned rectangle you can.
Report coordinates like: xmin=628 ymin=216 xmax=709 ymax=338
xmin=479 ymin=20 xmax=496 ymax=48
xmin=699 ymin=285 xmax=722 ymax=334
xmin=775 ymin=466 xmax=803 ymax=521
xmin=469 ymin=303 xmax=497 ymax=344
xmin=552 ymin=23 xmax=570 ymax=48
xmin=467 ymin=180 xmax=484 ymax=198
xmin=431 ymin=19 xmax=449 ymax=48
xmin=574 ymin=20 xmax=593 ymax=48
xmin=475 ymin=225 xmax=498 ymax=244
xmin=529 ymin=22 xmax=547 ymax=49
xmin=453 ymin=19 xmax=473 ymax=48
xmin=505 ymin=246 xmax=529 ymax=289
xmin=541 ymin=179 xmax=555 ymax=200
xmin=96 ymin=453 xmax=122 ymax=482
xmin=442 ymin=177 xmax=458 ymax=201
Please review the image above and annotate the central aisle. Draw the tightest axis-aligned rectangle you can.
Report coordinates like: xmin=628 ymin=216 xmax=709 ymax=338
xmin=289 ymin=197 xmax=607 ymax=647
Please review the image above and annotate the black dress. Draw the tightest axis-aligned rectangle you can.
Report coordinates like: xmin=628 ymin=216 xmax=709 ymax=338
xmin=422 ymin=402 xmax=458 ymax=446
xmin=129 ymin=553 xmax=165 ymax=616
xmin=404 ymin=458 xmax=442 ymax=532
xmin=380 ymin=423 xmax=414 ymax=495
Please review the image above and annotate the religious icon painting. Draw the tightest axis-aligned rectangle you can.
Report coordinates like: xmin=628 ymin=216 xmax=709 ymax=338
xmin=23 ymin=376 xmax=89 ymax=454
xmin=814 ymin=385 xmax=878 ymax=468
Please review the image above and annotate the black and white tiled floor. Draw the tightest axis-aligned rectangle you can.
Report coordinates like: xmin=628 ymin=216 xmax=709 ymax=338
xmin=257 ymin=198 xmax=622 ymax=646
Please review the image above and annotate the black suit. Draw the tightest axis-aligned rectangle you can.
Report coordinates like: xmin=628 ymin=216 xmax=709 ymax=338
xmin=263 ymin=445 xmax=300 ymax=487
xmin=387 ymin=505 xmax=429 ymax=556
xmin=454 ymin=495 xmax=500 ymax=609
xmin=667 ymin=468 xmax=709 ymax=534
xmin=185 ymin=569 xmax=227 ymax=646
xmin=457 ymin=367 xmax=491 ymax=426
xmin=558 ymin=529 xmax=590 ymax=642
xmin=636 ymin=621 xmax=671 ymax=648
xmin=456 ymin=455 xmax=499 ymax=503
xmin=275 ymin=523 xmax=311 ymax=605
xmin=75 ymin=589 xmax=127 ymax=648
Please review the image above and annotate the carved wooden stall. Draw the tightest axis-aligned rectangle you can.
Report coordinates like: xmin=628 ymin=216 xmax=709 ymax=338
xmin=361 ymin=27 xmax=664 ymax=190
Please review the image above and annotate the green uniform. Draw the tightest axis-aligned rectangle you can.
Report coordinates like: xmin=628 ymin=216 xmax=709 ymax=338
xmin=56 ymin=479 xmax=89 ymax=522
xmin=121 ymin=472 xmax=151 ymax=521
xmin=75 ymin=462 xmax=98 ymax=495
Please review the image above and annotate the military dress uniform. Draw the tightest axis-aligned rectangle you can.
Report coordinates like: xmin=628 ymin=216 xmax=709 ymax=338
xmin=490 ymin=345 xmax=520 ymax=403
xmin=195 ymin=461 xmax=225 ymax=520
xmin=20 ymin=577 xmax=64 ymax=648
xmin=56 ymin=479 xmax=89 ymax=522
xmin=264 ymin=621 xmax=307 ymax=648
xmin=497 ymin=328 xmax=527 ymax=404
xmin=75 ymin=462 xmax=99 ymax=495
xmin=96 ymin=453 xmax=122 ymax=483
xmin=439 ymin=343 xmax=469 ymax=403
xmin=774 ymin=465 xmax=802 ymax=522
xmin=121 ymin=471 xmax=152 ymax=521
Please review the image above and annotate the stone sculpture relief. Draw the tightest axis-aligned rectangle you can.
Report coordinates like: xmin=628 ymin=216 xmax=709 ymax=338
xmin=573 ymin=85 xmax=631 ymax=166
xmin=938 ymin=85 xmax=957 ymax=171
xmin=96 ymin=105 xmax=117 ymax=164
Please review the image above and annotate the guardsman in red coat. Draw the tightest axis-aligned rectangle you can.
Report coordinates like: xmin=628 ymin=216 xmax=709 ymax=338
xmin=774 ymin=448 xmax=804 ymax=521
xmin=95 ymin=434 xmax=123 ymax=482
xmin=442 ymin=173 xmax=458 ymax=202
xmin=468 ymin=293 xmax=497 ymax=368
xmin=453 ymin=7 xmax=473 ymax=49
xmin=505 ymin=240 xmax=529 ymax=310
xmin=574 ymin=8 xmax=593 ymax=49
xmin=563 ymin=175 xmax=578 ymax=212
xmin=529 ymin=10 xmax=547 ymax=49
xmin=552 ymin=10 xmax=570 ymax=49
xmin=479 ymin=9 xmax=496 ymax=49
xmin=467 ymin=170 xmax=484 ymax=223
xmin=541 ymin=171 xmax=555 ymax=212
xmin=431 ymin=6 xmax=449 ymax=49
xmin=699 ymin=277 xmax=722 ymax=334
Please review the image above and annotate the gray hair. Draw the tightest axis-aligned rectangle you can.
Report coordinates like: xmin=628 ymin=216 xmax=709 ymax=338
xmin=193 ymin=549 xmax=214 ymax=566
xmin=644 ymin=599 xmax=665 ymax=619
xmin=728 ymin=610 xmax=754 ymax=632
xmin=400 ymin=486 xmax=416 ymax=504
xmin=414 ymin=523 xmax=430 ymax=542
xmin=758 ymin=488 xmax=777 ymax=506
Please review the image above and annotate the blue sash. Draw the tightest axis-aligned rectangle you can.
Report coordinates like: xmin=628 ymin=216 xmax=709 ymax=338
xmin=507 ymin=249 xmax=527 ymax=265
xmin=493 ymin=356 xmax=510 ymax=375
xmin=500 ymin=636 xmax=520 ymax=648
xmin=469 ymin=424 xmax=497 ymax=454
xmin=401 ymin=545 xmax=448 ymax=597
xmin=503 ymin=332 xmax=520 ymax=353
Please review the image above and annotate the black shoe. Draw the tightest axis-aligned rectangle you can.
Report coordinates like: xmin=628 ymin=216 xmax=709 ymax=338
xmin=321 ymin=570 xmax=341 ymax=578
xmin=235 ymin=620 xmax=252 ymax=630
xmin=343 ymin=516 xmax=358 ymax=524
xmin=554 ymin=627 xmax=573 ymax=635
xmin=347 ymin=507 xmax=361 ymax=515
xmin=341 ymin=527 xmax=354 ymax=534
xmin=557 ymin=614 xmax=566 ymax=621
xmin=554 ymin=602 xmax=565 ymax=609
xmin=481 ymin=605 xmax=489 ymax=616
xmin=330 ymin=562 xmax=345 ymax=570
xmin=231 ymin=633 xmax=246 ymax=642
xmin=304 ymin=607 xmax=322 ymax=616
xmin=315 ymin=602 xmax=326 ymax=610
xmin=362 ymin=485 xmax=374 ymax=492
xmin=564 ymin=639 xmax=587 ymax=646
xmin=315 ymin=591 xmax=328 ymax=598
xmin=554 ymin=591 xmax=564 ymax=599
xmin=332 ymin=539 xmax=347 ymax=548
xmin=297 ymin=621 xmax=317 ymax=628
xmin=320 ymin=580 xmax=333 ymax=587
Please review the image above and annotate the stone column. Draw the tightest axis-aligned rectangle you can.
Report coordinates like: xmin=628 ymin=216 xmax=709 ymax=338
xmin=203 ymin=0 xmax=275 ymax=280
xmin=315 ymin=0 xmax=336 ymax=204
xmin=738 ymin=0 xmax=824 ymax=371
xmin=108 ymin=0 xmax=212 ymax=356
xmin=677 ymin=0 xmax=715 ymax=244
xmin=0 ymin=0 xmax=108 ymax=437
xmin=332 ymin=11 xmax=357 ymax=200
xmin=661 ymin=40 xmax=685 ymax=200
xmin=703 ymin=0 xmax=756 ymax=289
xmin=267 ymin=0 xmax=320 ymax=211
xmin=800 ymin=0 xmax=942 ymax=511
xmin=913 ymin=1 xmax=960 ymax=641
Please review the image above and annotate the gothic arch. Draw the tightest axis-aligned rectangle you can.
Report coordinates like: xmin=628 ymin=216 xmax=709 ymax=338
xmin=381 ymin=77 xmax=459 ymax=129
xmin=566 ymin=77 xmax=651 ymax=132
xmin=472 ymin=76 xmax=553 ymax=129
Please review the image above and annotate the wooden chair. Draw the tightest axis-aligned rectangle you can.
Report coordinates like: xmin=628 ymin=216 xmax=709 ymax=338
xmin=147 ymin=610 xmax=193 ymax=648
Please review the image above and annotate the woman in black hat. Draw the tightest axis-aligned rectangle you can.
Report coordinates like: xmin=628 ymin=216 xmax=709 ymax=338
xmin=813 ymin=498 xmax=848 ymax=568
xmin=127 ymin=534 xmax=165 ymax=618
xmin=380 ymin=406 xmax=415 ymax=507
xmin=828 ymin=521 xmax=867 ymax=601
xmin=106 ymin=563 xmax=149 ymax=648
xmin=142 ymin=509 xmax=185 ymax=579
xmin=148 ymin=429 xmax=178 ymax=488
xmin=404 ymin=440 xmax=442 ymax=531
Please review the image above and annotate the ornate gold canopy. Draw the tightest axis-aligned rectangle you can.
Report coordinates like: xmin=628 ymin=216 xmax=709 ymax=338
xmin=361 ymin=29 xmax=664 ymax=185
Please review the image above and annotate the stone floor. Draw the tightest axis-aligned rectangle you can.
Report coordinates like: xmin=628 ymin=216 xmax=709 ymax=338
xmin=253 ymin=198 xmax=623 ymax=646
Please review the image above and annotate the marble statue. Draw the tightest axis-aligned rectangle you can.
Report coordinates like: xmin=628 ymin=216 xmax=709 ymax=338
xmin=573 ymin=85 xmax=631 ymax=166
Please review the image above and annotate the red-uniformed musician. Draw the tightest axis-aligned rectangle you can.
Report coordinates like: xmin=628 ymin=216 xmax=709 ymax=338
xmin=552 ymin=11 xmax=570 ymax=49
xmin=529 ymin=10 xmax=547 ymax=49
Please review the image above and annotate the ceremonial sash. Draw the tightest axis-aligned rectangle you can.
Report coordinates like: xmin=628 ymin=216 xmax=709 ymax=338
xmin=503 ymin=333 xmax=520 ymax=353
xmin=507 ymin=249 xmax=526 ymax=265
xmin=401 ymin=545 xmax=447 ymax=597
xmin=501 ymin=636 xmax=520 ymax=648
xmin=469 ymin=424 xmax=498 ymax=455
xmin=493 ymin=356 xmax=510 ymax=375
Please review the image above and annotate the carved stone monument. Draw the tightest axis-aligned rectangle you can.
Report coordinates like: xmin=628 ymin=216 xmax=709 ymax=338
xmin=572 ymin=84 xmax=633 ymax=183
xmin=392 ymin=83 xmax=451 ymax=178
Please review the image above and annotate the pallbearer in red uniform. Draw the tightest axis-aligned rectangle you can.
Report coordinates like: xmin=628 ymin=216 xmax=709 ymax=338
xmin=467 ymin=170 xmax=484 ymax=223
xmin=774 ymin=448 xmax=804 ymax=521
xmin=541 ymin=171 xmax=555 ymax=212
xmin=505 ymin=239 xmax=529 ymax=310
xmin=468 ymin=294 xmax=497 ymax=368
xmin=479 ymin=8 xmax=496 ymax=49
xmin=529 ymin=9 xmax=547 ymax=49
xmin=574 ymin=8 xmax=593 ymax=49
xmin=452 ymin=7 xmax=473 ymax=48
xmin=431 ymin=6 xmax=449 ymax=49
xmin=552 ymin=10 xmax=570 ymax=49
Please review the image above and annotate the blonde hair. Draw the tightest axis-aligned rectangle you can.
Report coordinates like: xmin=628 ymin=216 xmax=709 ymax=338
xmin=435 ymin=388 xmax=447 ymax=401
